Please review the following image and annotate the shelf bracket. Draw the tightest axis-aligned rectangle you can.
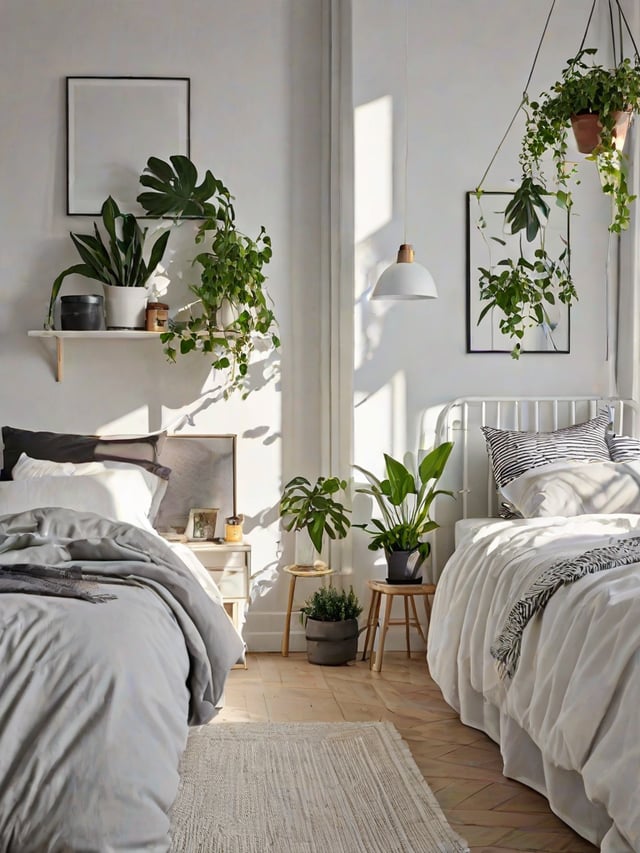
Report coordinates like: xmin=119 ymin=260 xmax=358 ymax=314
xmin=56 ymin=338 xmax=63 ymax=382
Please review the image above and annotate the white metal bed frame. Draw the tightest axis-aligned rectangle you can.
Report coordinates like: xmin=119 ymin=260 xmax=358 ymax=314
xmin=431 ymin=395 xmax=640 ymax=573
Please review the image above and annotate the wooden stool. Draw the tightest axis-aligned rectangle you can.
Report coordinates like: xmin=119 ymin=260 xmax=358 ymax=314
xmin=280 ymin=564 xmax=334 ymax=656
xmin=361 ymin=579 xmax=436 ymax=672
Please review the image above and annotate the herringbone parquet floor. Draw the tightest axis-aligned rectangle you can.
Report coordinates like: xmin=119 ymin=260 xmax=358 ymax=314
xmin=218 ymin=652 xmax=597 ymax=853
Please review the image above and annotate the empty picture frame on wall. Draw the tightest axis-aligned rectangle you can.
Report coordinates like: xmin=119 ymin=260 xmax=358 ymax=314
xmin=66 ymin=76 xmax=190 ymax=215
xmin=466 ymin=190 xmax=571 ymax=354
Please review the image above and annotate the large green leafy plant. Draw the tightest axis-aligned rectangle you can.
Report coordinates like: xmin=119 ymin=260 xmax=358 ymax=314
xmin=475 ymin=46 xmax=640 ymax=357
xmin=353 ymin=442 xmax=454 ymax=561
xmin=279 ymin=475 xmax=351 ymax=554
xmin=45 ymin=196 xmax=170 ymax=329
xmin=137 ymin=155 xmax=279 ymax=398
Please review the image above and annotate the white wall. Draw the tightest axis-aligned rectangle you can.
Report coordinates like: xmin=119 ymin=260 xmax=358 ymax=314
xmin=0 ymin=0 xmax=325 ymax=651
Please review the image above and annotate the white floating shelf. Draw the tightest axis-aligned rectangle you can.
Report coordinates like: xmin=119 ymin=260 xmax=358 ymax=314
xmin=27 ymin=329 xmax=162 ymax=382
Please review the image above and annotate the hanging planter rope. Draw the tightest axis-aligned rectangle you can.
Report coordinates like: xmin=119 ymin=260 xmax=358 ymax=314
xmin=473 ymin=0 xmax=640 ymax=358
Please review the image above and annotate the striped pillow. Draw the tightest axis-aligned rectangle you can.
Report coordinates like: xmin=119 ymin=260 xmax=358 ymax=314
xmin=481 ymin=410 xmax=611 ymax=487
xmin=606 ymin=432 xmax=640 ymax=462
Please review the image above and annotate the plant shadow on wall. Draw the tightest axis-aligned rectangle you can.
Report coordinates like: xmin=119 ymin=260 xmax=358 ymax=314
xmin=471 ymin=0 xmax=640 ymax=359
xmin=46 ymin=155 xmax=280 ymax=399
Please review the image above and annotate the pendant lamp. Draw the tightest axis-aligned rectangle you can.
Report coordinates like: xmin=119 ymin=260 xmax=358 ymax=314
xmin=370 ymin=2 xmax=437 ymax=302
xmin=371 ymin=243 xmax=437 ymax=300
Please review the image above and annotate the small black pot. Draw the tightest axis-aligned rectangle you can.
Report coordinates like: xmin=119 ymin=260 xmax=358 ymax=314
xmin=385 ymin=549 xmax=424 ymax=584
xmin=60 ymin=295 xmax=105 ymax=330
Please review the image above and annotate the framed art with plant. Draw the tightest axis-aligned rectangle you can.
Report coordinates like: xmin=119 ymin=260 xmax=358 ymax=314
xmin=467 ymin=190 xmax=572 ymax=355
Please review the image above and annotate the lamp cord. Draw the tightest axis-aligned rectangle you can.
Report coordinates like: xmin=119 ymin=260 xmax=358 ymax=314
xmin=403 ymin=0 xmax=409 ymax=245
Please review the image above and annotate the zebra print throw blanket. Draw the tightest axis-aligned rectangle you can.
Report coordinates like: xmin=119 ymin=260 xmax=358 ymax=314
xmin=491 ymin=535 xmax=640 ymax=679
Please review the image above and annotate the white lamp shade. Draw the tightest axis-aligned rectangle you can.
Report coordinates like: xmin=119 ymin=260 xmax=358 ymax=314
xmin=370 ymin=244 xmax=438 ymax=300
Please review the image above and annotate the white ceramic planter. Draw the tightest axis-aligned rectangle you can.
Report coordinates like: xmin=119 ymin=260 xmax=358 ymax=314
xmin=217 ymin=299 xmax=238 ymax=328
xmin=294 ymin=531 xmax=317 ymax=567
xmin=103 ymin=285 xmax=148 ymax=330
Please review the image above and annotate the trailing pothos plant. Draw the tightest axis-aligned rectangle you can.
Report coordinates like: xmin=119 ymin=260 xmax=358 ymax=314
xmin=474 ymin=45 xmax=640 ymax=358
xmin=136 ymin=155 xmax=279 ymax=398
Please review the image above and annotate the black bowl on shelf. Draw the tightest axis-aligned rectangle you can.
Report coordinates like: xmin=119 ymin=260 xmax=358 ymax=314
xmin=60 ymin=295 xmax=105 ymax=330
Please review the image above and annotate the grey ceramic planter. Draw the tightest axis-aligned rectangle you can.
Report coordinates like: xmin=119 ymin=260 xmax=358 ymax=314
xmin=385 ymin=549 xmax=424 ymax=584
xmin=305 ymin=617 xmax=359 ymax=666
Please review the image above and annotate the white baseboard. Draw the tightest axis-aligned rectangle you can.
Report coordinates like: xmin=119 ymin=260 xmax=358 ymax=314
xmin=242 ymin=610 xmax=428 ymax=655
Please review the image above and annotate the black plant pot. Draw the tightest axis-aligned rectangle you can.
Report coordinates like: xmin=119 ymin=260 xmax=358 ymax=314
xmin=60 ymin=294 xmax=105 ymax=330
xmin=305 ymin=617 xmax=359 ymax=666
xmin=385 ymin=550 xmax=424 ymax=585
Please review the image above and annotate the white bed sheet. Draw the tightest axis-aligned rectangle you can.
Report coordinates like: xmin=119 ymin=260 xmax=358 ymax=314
xmin=428 ymin=514 xmax=640 ymax=852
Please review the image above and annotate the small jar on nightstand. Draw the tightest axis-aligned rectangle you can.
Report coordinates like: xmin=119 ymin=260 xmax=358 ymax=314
xmin=225 ymin=515 xmax=243 ymax=543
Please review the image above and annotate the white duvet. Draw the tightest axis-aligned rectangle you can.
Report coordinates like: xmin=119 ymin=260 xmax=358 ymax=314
xmin=428 ymin=514 xmax=640 ymax=852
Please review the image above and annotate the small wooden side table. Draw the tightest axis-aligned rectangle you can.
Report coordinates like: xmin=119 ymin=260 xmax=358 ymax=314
xmin=281 ymin=564 xmax=334 ymax=657
xmin=361 ymin=579 xmax=436 ymax=672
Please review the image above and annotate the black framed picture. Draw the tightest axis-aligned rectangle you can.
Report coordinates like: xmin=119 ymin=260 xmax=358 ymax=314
xmin=466 ymin=190 xmax=571 ymax=354
xmin=66 ymin=76 xmax=190 ymax=216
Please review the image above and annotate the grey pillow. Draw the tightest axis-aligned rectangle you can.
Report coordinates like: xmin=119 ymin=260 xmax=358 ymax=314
xmin=481 ymin=409 xmax=611 ymax=488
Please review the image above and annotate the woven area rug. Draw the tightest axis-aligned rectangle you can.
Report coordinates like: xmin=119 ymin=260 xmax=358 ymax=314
xmin=169 ymin=721 xmax=468 ymax=853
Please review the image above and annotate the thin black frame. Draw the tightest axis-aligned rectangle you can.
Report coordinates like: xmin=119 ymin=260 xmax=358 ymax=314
xmin=466 ymin=190 xmax=571 ymax=355
xmin=66 ymin=76 xmax=191 ymax=216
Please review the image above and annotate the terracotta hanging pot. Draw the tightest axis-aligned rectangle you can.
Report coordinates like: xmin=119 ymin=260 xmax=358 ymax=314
xmin=570 ymin=109 xmax=633 ymax=154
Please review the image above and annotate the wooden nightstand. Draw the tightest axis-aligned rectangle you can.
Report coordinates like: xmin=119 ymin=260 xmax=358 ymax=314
xmin=183 ymin=541 xmax=251 ymax=641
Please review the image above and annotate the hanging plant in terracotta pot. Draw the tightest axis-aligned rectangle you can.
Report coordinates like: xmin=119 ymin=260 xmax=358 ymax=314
xmin=472 ymin=3 xmax=640 ymax=358
xmin=570 ymin=107 xmax=632 ymax=154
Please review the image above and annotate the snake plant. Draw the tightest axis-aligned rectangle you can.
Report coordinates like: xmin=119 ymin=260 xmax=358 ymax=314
xmin=45 ymin=196 xmax=170 ymax=329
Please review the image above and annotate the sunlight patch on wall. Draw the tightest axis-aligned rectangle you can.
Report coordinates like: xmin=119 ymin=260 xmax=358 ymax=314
xmin=353 ymin=369 xmax=406 ymax=475
xmin=354 ymin=95 xmax=393 ymax=245
xmin=98 ymin=406 xmax=151 ymax=435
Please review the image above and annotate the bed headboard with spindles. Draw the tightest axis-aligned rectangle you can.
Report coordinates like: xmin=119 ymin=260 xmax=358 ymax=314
xmin=430 ymin=396 xmax=640 ymax=574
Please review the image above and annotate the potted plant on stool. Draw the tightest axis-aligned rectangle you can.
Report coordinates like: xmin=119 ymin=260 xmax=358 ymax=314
xmin=300 ymin=586 xmax=362 ymax=666
xmin=279 ymin=475 xmax=351 ymax=566
xmin=353 ymin=442 xmax=454 ymax=584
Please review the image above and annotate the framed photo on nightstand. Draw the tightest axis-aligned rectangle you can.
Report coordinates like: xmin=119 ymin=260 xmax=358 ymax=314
xmin=185 ymin=508 xmax=219 ymax=541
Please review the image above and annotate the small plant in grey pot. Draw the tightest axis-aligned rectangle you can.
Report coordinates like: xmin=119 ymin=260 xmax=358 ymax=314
xmin=300 ymin=586 xmax=362 ymax=666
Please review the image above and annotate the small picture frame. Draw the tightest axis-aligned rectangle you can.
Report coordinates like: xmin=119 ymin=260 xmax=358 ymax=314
xmin=185 ymin=507 xmax=219 ymax=541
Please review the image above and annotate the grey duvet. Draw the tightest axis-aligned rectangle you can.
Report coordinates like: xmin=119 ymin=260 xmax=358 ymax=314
xmin=0 ymin=507 xmax=245 ymax=853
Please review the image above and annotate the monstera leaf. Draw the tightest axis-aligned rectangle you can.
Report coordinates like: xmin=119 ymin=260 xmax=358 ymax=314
xmin=137 ymin=155 xmax=226 ymax=218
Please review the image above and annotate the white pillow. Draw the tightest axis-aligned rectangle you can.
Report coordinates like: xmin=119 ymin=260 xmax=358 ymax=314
xmin=11 ymin=453 xmax=106 ymax=480
xmin=12 ymin=453 xmax=167 ymax=523
xmin=501 ymin=459 xmax=640 ymax=518
xmin=0 ymin=469 xmax=156 ymax=531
